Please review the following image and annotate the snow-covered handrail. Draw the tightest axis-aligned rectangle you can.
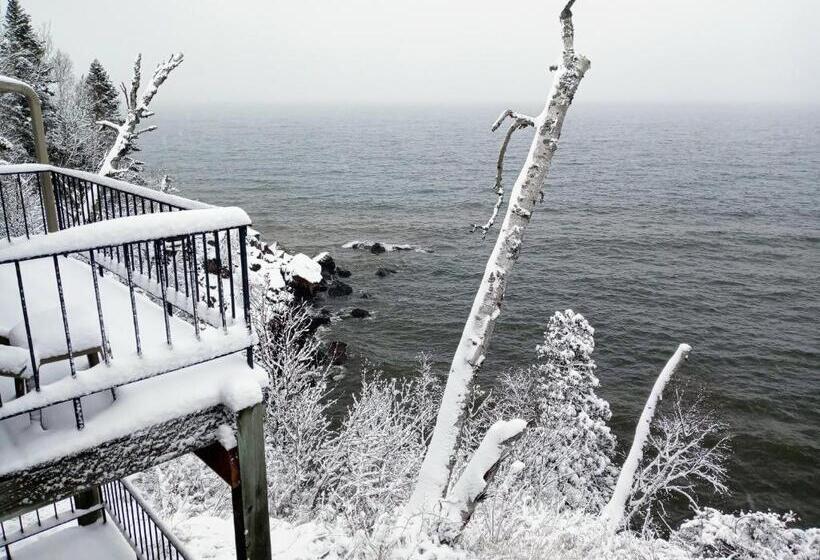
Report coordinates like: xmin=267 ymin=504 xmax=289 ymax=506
xmin=0 ymin=207 xmax=250 ymax=264
xmin=0 ymin=163 xmax=212 ymax=211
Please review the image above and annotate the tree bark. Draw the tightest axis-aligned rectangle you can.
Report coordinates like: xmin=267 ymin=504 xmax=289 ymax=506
xmin=406 ymin=0 xmax=590 ymax=516
xmin=601 ymin=343 xmax=692 ymax=532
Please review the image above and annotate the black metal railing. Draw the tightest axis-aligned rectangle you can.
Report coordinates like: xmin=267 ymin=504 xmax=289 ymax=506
xmin=102 ymin=479 xmax=193 ymax=560
xmin=0 ymin=166 xmax=254 ymax=430
xmin=0 ymin=480 xmax=192 ymax=559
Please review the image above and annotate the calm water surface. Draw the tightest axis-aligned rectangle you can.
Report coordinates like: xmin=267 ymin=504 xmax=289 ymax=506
xmin=143 ymin=104 xmax=819 ymax=525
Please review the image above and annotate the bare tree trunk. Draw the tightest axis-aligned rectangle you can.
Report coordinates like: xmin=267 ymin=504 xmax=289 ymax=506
xmin=98 ymin=53 xmax=183 ymax=178
xmin=601 ymin=343 xmax=692 ymax=532
xmin=406 ymin=0 xmax=590 ymax=516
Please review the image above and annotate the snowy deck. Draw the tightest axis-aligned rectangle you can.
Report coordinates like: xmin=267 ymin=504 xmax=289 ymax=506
xmin=0 ymin=247 xmax=265 ymax=516
xmin=6 ymin=520 xmax=134 ymax=560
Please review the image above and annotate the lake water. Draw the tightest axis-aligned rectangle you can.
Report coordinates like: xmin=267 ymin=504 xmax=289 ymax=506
xmin=143 ymin=104 xmax=819 ymax=525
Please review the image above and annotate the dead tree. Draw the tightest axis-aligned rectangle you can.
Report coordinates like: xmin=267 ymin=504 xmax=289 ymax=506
xmin=98 ymin=53 xmax=183 ymax=178
xmin=601 ymin=343 xmax=692 ymax=532
xmin=406 ymin=0 xmax=591 ymax=518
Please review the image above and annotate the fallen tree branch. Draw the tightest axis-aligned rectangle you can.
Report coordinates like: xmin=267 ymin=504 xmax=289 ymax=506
xmin=406 ymin=0 xmax=591 ymax=518
xmin=438 ymin=419 xmax=527 ymax=541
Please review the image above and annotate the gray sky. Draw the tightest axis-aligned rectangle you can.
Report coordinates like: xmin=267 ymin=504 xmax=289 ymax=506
xmin=23 ymin=0 xmax=820 ymax=108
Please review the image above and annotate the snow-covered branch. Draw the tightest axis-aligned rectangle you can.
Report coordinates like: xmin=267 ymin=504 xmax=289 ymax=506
xmin=98 ymin=53 xmax=183 ymax=178
xmin=406 ymin=0 xmax=591 ymax=518
xmin=601 ymin=343 xmax=692 ymax=532
xmin=438 ymin=419 xmax=527 ymax=539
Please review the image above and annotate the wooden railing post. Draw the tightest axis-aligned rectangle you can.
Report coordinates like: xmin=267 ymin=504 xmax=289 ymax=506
xmin=234 ymin=402 xmax=271 ymax=560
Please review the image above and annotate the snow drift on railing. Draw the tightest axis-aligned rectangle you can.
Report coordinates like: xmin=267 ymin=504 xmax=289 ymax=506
xmin=0 ymin=207 xmax=251 ymax=264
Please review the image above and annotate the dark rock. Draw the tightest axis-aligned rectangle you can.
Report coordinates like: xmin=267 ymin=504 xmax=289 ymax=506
xmin=350 ymin=308 xmax=370 ymax=319
xmin=375 ymin=266 xmax=397 ymax=278
xmin=314 ymin=253 xmax=336 ymax=279
xmin=326 ymin=341 xmax=348 ymax=366
xmin=309 ymin=312 xmax=331 ymax=332
xmin=370 ymin=242 xmax=386 ymax=254
xmin=336 ymin=267 xmax=351 ymax=278
xmin=327 ymin=280 xmax=353 ymax=297
xmin=290 ymin=276 xmax=318 ymax=300
xmin=205 ymin=258 xmax=231 ymax=278
xmin=249 ymin=262 xmax=262 ymax=272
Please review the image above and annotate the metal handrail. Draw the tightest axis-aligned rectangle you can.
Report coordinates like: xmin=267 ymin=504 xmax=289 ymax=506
xmin=0 ymin=76 xmax=57 ymax=232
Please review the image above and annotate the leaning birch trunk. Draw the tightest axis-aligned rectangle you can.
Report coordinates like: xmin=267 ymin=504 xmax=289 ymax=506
xmin=406 ymin=0 xmax=590 ymax=517
xmin=601 ymin=343 xmax=692 ymax=532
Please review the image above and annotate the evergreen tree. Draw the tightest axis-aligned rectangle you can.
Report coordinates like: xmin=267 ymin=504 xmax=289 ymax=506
xmin=532 ymin=309 xmax=617 ymax=509
xmin=0 ymin=0 xmax=53 ymax=159
xmin=83 ymin=59 xmax=119 ymax=123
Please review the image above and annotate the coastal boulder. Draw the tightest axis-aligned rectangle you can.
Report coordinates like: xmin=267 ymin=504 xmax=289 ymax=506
xmin=336 ymin=267 xmax=351 ymax=278
xmin=328 ymin=280 xmax=353 ymax=297
xmin=370 ymin=242 xmax=386 ymax=254
xmin=326 ymin=340 xmax=348 ymax=366
xmin=375 ymin=266 xmax=397 ymax=278
xmin=313 ymin=252 xmax=336 ymax=279
xmin=350 ymin=308 xmax=370 ymax=319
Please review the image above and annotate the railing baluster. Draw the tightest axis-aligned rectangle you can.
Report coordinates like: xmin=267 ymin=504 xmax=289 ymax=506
xmin=123 ymin=244 xmax=143 ymax=356
xmin=186 ymin=237 xmax=201 ymax=340
xmin=155 ymin=241 xmax=173 ymax=346
xmin=202 ymin=233 xmax=211 ymax=307
xmin=239 ymin=226 xmax=253 ymax=367
xmin=35 ymin=173 xmax=47 ymax=233
xmin=72 ymin=397 xmax=85 ymax=430
xmin=14 ymin=262 xmax=40 ymax=391
xmin=0 ymin=177 xmax=10 ymax=242
xmin=52 ymin=256 xmax=77 ymax=378
xmin=226 ymin=228 xmax=236 ymax=320
xmin=89 ymin=250 xmax=112 ymax=364
xmin=16 ymin=175 xmax=30 ymax=239
xmin=213 ymin=231 xmax=227 ymax=332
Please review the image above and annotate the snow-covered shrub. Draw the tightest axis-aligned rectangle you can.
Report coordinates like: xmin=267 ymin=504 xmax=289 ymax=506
xmin=489 ymin=310 xmax=617 ymax=511
xmin=672 ymin=508 xmax=819 ymax=559
xmin=625 ymin=390 xmax=729 ymax=536
xmin=255 ymin=300 xmax=334 ymax=518
xmin=131 ymin=454 xmax=231 ymax=525
xmin=319 ymin=356 xmax=442 ymax=531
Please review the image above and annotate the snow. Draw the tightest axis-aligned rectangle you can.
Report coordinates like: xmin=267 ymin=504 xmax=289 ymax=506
xmin=0 ymin=345 xmax=31 ymax=377
xmin=0 ymin=254 xmax=266 ymax=476
xmin=284 ymin=253 xmax=322 ymax=284
xmin=444 ymin=419 xmax=527 ymax=523
xmin=216 ymin=424 xmax=237 ymax=450
xmin=0 ymin=207 xmax=251 ymax=264
xmin=9 ymin=304 xmax=102 ymax=361
xmin=8 ymin=520 xmax=134 ymax=560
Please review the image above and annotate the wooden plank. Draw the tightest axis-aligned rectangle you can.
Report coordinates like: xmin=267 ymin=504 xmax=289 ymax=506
xmin=0 ymin=404 xmax=234 ymax=519
xmin=235 ymin=402 xmax=271 ymax=560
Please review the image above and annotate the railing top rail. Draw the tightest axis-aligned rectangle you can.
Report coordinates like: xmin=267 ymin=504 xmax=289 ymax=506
xmin=0 ymin=206 xmax=251 ymax=264
xmin=0 ymin=163 xmax=213 ymax=211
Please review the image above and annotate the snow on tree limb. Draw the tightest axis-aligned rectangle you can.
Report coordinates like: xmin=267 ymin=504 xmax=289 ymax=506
xmin=601 ymin=343 xmax=692 ymax=533
xmin=406 ymin=0 xmax=590 ymax=517
xmin=98 ymin=52 xmax=183 ymax=178
xmin=438 ymin=419 xmax=527 ymax=540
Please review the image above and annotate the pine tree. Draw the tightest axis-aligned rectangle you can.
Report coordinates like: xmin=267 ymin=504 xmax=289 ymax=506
xmin=83 ymin=59 xmax=119 ymax=123
xmin=531 ymin=309 xmax=617 ymax=509
xmin=0 ymin=0 xmax=53 ymax=159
